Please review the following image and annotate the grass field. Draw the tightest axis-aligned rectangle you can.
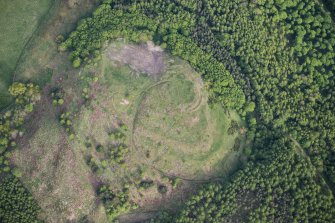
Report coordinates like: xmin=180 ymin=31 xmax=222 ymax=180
xmin=70 ymin=41 xmax=247 ymax=217
xmin=0 ymin=0 xmax=54 ymax=107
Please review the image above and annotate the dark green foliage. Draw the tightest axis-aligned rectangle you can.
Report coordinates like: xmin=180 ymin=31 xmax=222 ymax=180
xmin=163 ymin=33 xmax=245 ymax=109
xmin=50 ymin=87 xmax=64 ymax=106
xmin=106 ymin=125 xmax=129 ymax=164
xmin=59 ymin=112 xmax=72 ymax=127
xmin=85 ymin=155 xmax=99 ymax=173
xmin=98 ymin=184 xmax=136 ymax=221
xmin=0 ymin=176 xmax=42 ymax=223
xmin=84 ymin=137 xmax=93 ymax=148
xmin=138 ymin=180 xmax=154 ymax=190
xmin=85 ymin=124 xmax=130 ymax=176
xmin=119 ymin=123 xmax=128 ymax=132
xmin=0 ymin=83 xmax=41 ymax=222
xmin=190 ymin=20 xmax=253 ymax=102
xmin=243 ymin=147 xmax=252 ymax=156
xmin=202 ymin=0 xmax=335 ymax=186
xmin=157 ymin=185 xmax=167 ymax=194
xmin=322 ymin=0 xmax=335 ymax=19
xmin=107 ymin=144 xmax=129 ymax=164
xmin=95 ymin=144 xmax=104 ymax=152
xmin=175 ymin=139 xmax=335 ymax=222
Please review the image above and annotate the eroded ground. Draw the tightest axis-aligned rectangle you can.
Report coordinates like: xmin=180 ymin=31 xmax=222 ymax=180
xmin=107 ymin=41 xmax=166 ymax=77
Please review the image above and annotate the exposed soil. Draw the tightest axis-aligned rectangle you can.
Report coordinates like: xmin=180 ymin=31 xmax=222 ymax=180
xmin=107 ymin=41 xmax=166 ymax=78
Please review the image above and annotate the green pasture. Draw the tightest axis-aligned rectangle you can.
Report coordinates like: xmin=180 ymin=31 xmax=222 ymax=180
xmin=0 ymin=0 xmax=54 ymax=107
xmin=73 ymin=41 xmax=247 ymax=185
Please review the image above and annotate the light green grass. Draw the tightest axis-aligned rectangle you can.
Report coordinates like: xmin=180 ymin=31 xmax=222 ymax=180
xmin=0 ymin=0 xmax=54 ymax=107
xmin=73 ymin=41 xmax=246 ymax=184
xmin=132 ymin=59 xmax=243 ymax=179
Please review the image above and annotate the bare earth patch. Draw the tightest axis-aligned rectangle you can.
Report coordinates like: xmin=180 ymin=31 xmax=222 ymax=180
xmin=107 ymin=41 xmax=166 ymax=77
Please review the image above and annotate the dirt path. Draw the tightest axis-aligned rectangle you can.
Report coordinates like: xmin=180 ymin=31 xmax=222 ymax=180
xmin=130 ymin=80 xmax=171 ymax=147
xmin=149 ymin=164 xmax=226 ymax=182
xmin=289 ymin=135 xmax=309 ymax=158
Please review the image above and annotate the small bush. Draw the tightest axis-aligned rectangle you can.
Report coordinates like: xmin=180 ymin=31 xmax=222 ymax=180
xmin=158 ymin=185 xmax=168 ymax=194
xmin=139 ymin=180 xmax=154 ymax=190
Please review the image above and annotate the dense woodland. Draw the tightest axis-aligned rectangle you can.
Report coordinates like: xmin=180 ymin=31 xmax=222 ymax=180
xmin=0 ymin=176 xmax=42 ymax=223
xmin=323 ymin=0 xmax=335 ymax=18
xmin=1 ymin=0 xmax=335 ymax=222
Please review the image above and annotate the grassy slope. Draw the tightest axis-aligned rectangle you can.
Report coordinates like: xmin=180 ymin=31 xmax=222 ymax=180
xmin=0 ymin=0 xmax=54 ymax=107
xmin=12 ymin=117 xmax=98 ymax=223
xmin=70 ymin=41 xmax=247 ymax=219
xmin=134 ymin=66 xmax=243 ymax=179
xmin=7 ymin=1 xmax=103 ymax=222
xmin=14 ymin=0 xmax=98 ymax=85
